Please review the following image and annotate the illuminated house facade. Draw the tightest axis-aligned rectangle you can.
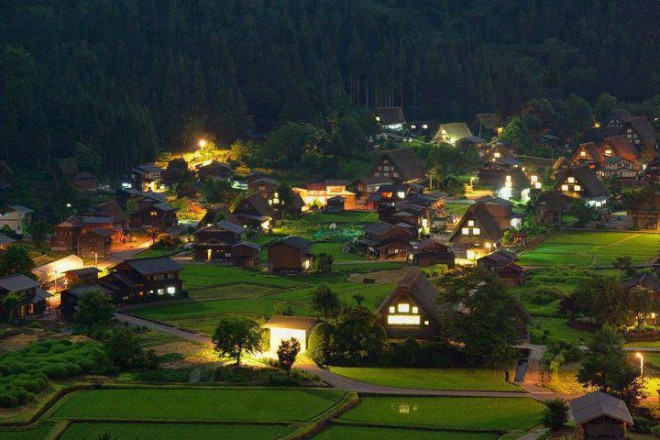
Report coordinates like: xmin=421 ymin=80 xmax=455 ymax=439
xmin=432 ymin=122 xmax=473 ymax=145
xmin=375 ymin=107 xmax=406 ymax=131
xmin=194 ymin=220 xmax=245 ymax=262
xmin=570 ymin=142 xmax=605 ymax=169
xmin=263 ymin=316 xmax=319 ymax=353
xmin=449 ymin=200 xmax=512 ymax=260
xmin=293 ymin=180 xmax=356 ymax=210
xmin=100 ymin=256 xmax=184 ymax=303
xmin=476 ymin=164 xmax=531 ymax=200
xmin=553 ymin=166 xmax=609 ymax=207
xmin=233 ymin=193 xmax=275 ymax=232
xmin=358 ymin=222 xmax=413 ymax=260
xmin=131 ymin=164 xmax=165 ymax=192
xmin=376 ymin=269 xmax=441 ymax=339
xmin=0 ymin=274 xmax=52 ymax=319
xmin=0 ymin=205 xmax=33 ymax=236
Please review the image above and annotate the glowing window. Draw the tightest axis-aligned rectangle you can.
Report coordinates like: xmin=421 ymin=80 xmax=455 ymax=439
xmin=467 ymin=220 xmax=475 ymax=226
xmin=167 ymin=286 xmax=176 ymax=295
xmin=561 ymin=184 xmax=569 ymax=191
xmin=605 ymin=149 xmax=612 ymax=155
xmin=424 ymin=320 xmax=430 ymax=326
xmin=574 ymin=185 xmax=581 ymax=191
xmin=412 ymin=306 xmax=419 ymax=314
xmin=462 ymin=228 xmax=470 ymax=235
xmin=568 ymin=177 xmax=575 ymax=183
xmin=472 ymin=228 xmax=480 ymax=235
xmin=389 ymin=306 xmax=395 ymax=313
xmin=505 ymin=175 xmax=511 ymax=182
xmin=388 ymin=315 xmax=421 ymax=325
xmin=494 ymin=152 xmax=501 ymax=158
xmin=398 ymin=303 xmax=410 ymax=313
xmin=580 ymin=151 xmax=586 ymax=157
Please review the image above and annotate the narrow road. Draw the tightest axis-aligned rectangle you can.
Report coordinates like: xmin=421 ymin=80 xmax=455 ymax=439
xmin=98 ymin=240 xmax=151 ymax=270
xmin=115 ymin=312 xmax=212 ymax=346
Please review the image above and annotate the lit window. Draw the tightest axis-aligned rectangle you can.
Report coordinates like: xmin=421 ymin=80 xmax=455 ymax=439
xmin=424 ymin=320 xmax=430 ymax=326
xmin=150 ymin=211 xmax=158 ymax=216
xmin=467 ymin=220 xmax=475 ymax=226
xmin=580 ymin=151 xmax=586 ymax=157
xmin=473 ymin=228 xmax=480 ymax=235
xmin=561 ymin=184 xmax=569 ymax=191
xmin=494 ymin=152 xmax=501 ymax=158
xmin=412 ymin=306 xmax=419 ymax=314
xmin=531 ymin=175 xmax=538 ymax=183
xmin=574 ymin=185 xmax=581 ymax=191
xmin=568 ymin=177 xmax=575 ymax=183
xmin=167 ymin=286 xmax=176 ymax=295
xmin=462 ymin=228 xmax=470 ymax=235
xmin=397 ymin=191 xmax=406 ymax=199
xmin=157 ymin=288 xmax=164 ymax=295
xmin=388 ymin=315 xmax=421 ymax=325
xmin=398 ymin=303 xmax=410 ymax=313
xmin=605 ymin=149 xmax=612 ymax=155
xmin=505 ymin=175 xmax=511 ymax=182
xmin=389 ymin=306 xmax=395 ymax=313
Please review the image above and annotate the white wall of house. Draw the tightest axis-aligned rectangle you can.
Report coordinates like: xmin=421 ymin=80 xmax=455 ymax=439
xmin=269 ymin=328 xmax=307 ymax=353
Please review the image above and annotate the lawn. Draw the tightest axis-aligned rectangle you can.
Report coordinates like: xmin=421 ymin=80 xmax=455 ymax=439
xmin=445 ymin=202 xmax=471 ymax=218
xmin=180 ymin=264 xmax=302 ymax=289
xmin=338 ymin=396 xmax=544 ymax=431
xmin=518 ymin=232 xmax=659 ymax=267
xmin=313 ymin=242 xmax=368 ymax=261
xmin=328 ymin=368 xmax=520 ymax=391
xmin=60 ymin=422 xmax=295 ymax=440
xmin=316 ymin=425 xmax=497 ymax=440
xmin=0 ymin=423 xmax=53 ymax=440
xmin=529 ymin=317 xmax=590 ymax=346
xmin=52 ymin=388 xmax=345 ymax=422
xmin=271 ymin=211 xmax=378 ymax=240
xmin=132 ymin=281 xmax=394 ymax=335
xmin=189 ymin=283 xmax=275 ymax=300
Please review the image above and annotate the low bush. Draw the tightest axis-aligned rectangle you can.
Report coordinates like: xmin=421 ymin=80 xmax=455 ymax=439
xmin=528 ymin=288 xmax=560 ymax=305
xmin=542 ymin=399 xmax=569 ymax=430
xmin=632 ymin=417 xmax=652 ymax=433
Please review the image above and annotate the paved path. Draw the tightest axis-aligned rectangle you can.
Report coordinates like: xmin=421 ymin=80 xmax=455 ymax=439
xmin=98 ymin=240 xmax=151 ymax=270
xmin=624 ymin=347 xmax=660 ymax=352
xmin=115 ymin=312 xmax=212 ymax=346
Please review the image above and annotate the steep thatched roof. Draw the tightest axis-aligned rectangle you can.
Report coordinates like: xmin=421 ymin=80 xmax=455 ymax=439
xmin=376 ymin=269 xmax=441 ymax=327
xmin=375 ymin=107 xmax=406 ymax=125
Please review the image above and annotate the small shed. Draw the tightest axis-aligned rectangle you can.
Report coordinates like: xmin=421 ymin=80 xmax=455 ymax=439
xmin=570 ymin=391 xmax=633 ymax=440
xmin=263 ymin=316 xmax=319 ymax=353
xmin=326 ymin=196 xmax=345 ymax=213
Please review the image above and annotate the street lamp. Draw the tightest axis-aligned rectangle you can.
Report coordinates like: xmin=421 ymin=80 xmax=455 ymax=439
xmin=198 ymin=139 xmax=207 ymax=148
xmin=636 ymin=352 xmax=644 ymax=376
xmin=93 ymin=252 xmax=98 ymax=267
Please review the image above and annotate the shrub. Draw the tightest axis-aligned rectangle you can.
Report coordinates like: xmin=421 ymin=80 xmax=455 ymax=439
xmin=649 ymin=424 xmax=660 ymax=437
xmin=528 ymin=288 xmax=559 ymax=305
xmin=307 ymin=322 xmax=332 ymax=365
xmin=632 ymin=417 xmax=652 ymax=434
xmin=0 ymin=393 xmax=19 ymax=407
xmin=542 ymin=399 xmax=569 ymax=430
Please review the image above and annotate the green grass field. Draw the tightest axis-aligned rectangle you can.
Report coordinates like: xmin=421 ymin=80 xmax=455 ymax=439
xmin=52 ymin=388 xmax=345 ymax=422
xmin=60 ymin=422 xmax=295 ymax=440
xmin=0 ymin=424 xmax=53 ymax=440
xmin=529 ymin=317 xmax=590 ymax=345
xmin=338 ymin=396 xmax=544 ymax=430
xmin=518 ymin=232 xmax=659 ymax=267
xmin=180 ymin=264 xmax=302 ymax=289
xmin=445 ymin=202 xmax=471 ymax=218
xmin=328 ymin=368 xmax=520 ymax=391
xmin=316 ymin=425 xmax=497 ymax=440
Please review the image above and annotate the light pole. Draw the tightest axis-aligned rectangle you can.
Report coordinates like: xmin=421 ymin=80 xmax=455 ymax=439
xmin=636 ymin=352 xmax=644 ymax=376
xmin=93 ymin=252 xmax=98 ymax=267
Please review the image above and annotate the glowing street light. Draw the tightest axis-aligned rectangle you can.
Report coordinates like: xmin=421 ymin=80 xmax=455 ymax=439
xmin=636 ymin=352 xmax=644 ymax=376
xmin=198 ymin=139 xmax=208 ymax=148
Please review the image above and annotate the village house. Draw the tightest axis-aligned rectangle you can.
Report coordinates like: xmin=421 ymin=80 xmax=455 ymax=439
xmin=194 ymin=220 xmax=245 ymax=262
xmin=197 ymin=161 xmax=234 ymax=182
xmin=473 ymin=113 xmax=503 ymax=139
xmin=0 ymin=274 xmax=52 ymax=319
xmin=293 ymin=180 xmax=356 ymax=210
xmin=131 ymin=164 xmax=165 ymax=192
xmin=432 ymin=122 xmax=473 ymax=145
xmin=197 ymin=205 xmax=240 ymax=229
xmin=77 ymin=228 xmax=114 ymax=258
xmin=598 ymin=156 xmax=641 ymax=182
xmin=263 ymin=316 xmax=319 ymax=353
xmin=129 ymin=200 xmax=178 ymax=230
xmin=379 ymin=200 xmax=437 ymax=237
xmin=233 ymin=193 xmax=275 ymax=232
xmin=477 ymin=250 xmax=525 ymax=285
xmin=63 ymin=267 xmax=101 ymax=287
xmin=60 ymin=285 xmax=113 ymax=319
xmin=476 ymin=163 xmax=531 ymax=200
xmin=376 ymin=269 xmax=442 ymax=339
xmin=375 ymin=106 xmax=406 ymax=131
xmin=230 ymin=241 xmax=261 ymax=268
xmin=481 ymin=143 xmax=520 ymax=167
xmin=353 ymin=177 xmax=394 ymax=200
xmin=247 ymin=176 xmax=278 ymax=198
xmin=0 ymin=205 xmax=33 ymax=236
xmin=621 ymin=272 xmax=660 ymax=296
xmin=409 ymin=238 xmax=455 ymax=268
xmin=50 ymin=216 xmax=118 ymax=252
xmin=645 ymin=156 xmax=660 ymax=183
xmin=598 ymin=135 xmax=642 ymax=183
xmin=603 ymin=109 xmax=633 ymax=130
xmin=267 ymin=236 xmax=314 ymax=275
xmin=86 ymin=200 xmax=128 ymax=232
xmin=358 ymin=222 xmax=413 ymax=260
xmin=534 ymin=191 xmax=574 ymax=228
xmin=570 ymin=392 xmax=633 ymax=440
xmin=0 ymin=233 xmax=15 ymax=250
xmin=368 ymin=149 xmax=425 ymax=184
xmin=449 ymin=199 xmax=512 ymax=260
xmin=553 ymin=166 xmax=609 ymax=207
xmin=57 ymin=158 xmax=98 ymax=192
xmin=571 ymin=142 xmax=605 ymax=169
xmin=623 ymin=116 xmax=658 ymax=152
xmin=100 ymin=256 xmax=184 ymax=303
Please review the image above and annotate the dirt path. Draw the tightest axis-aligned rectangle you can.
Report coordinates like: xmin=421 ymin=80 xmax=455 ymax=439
xmin=115 ymin=313 xmax=212 ymax=346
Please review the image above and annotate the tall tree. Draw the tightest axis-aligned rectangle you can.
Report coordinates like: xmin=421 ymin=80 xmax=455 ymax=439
xmin=212 ymin=316 xmax=262 ymax=365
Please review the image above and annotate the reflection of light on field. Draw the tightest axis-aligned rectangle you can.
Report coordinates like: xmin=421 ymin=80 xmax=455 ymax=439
xmin=391 ymin=403 xmax=418 ymax=414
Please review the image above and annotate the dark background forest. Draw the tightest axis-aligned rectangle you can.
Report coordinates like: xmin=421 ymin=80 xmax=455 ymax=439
xmin=1 ymin=0 xmax=659 ymax=176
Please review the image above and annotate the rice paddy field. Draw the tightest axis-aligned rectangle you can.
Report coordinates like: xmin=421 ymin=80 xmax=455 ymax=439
xmin=315 ymin=425 xmax=498 ymax=440
xmin=518 ymin=231 xmax=659 ymax=267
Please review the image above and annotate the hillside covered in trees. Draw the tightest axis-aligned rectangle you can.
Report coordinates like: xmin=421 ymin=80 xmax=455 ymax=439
xmin=1 ymin=0 xmax=659 ymax=175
